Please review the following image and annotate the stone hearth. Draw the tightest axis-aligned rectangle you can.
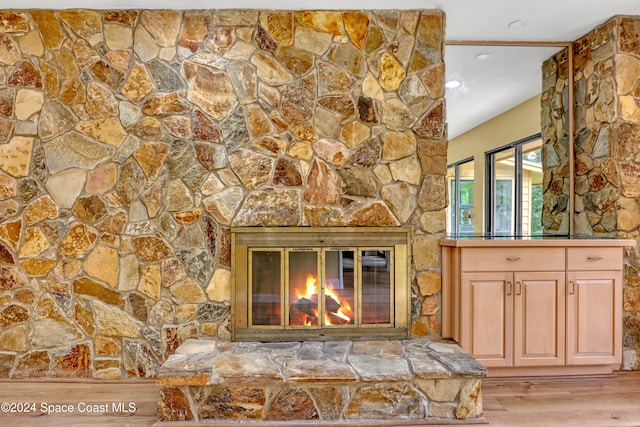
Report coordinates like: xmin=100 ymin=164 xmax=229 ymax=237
xmin=156 ymin=338 xmax=486 ymax=423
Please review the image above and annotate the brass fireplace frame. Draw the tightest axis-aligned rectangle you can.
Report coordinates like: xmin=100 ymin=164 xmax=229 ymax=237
xmin=231 ymin=227 xmax=411 ymax=341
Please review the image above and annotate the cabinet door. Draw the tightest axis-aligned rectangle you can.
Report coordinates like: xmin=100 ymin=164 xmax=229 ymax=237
xmin=513 ymin=272 xmax=565 ymax=366
xmin=460 ymin=272 xmax=513 ymax=367
xmin=566 ymin=271 xmax=622 ymax=366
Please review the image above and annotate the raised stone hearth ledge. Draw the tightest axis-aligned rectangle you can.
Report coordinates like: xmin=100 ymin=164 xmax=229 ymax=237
xmin=156 ymin=338 xmax=486 ymax=423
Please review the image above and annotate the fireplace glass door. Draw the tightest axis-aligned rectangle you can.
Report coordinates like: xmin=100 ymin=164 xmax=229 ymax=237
xmin=249 ymin=247 xmax=393 ymax=330
xmin=233 ymin=227 xmax=409 ymax=341
xmin=323 ymin=250 xmax=355 ymax=326
xmin=250 ymin=250 xmax=282 ymax=326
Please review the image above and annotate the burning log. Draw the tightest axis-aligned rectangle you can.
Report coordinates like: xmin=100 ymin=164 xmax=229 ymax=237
xmin=290 ymin=310 xmax=317 ymax=326
xmin=326 ymin=310 xmax=350 ymax=325
xmin=325 ymin=294 xmax=341 ymax=313
xmin=292 ymin=297 xmax=317 ymax=317
xmin=290 ymin=292 xmax=352 ymax=326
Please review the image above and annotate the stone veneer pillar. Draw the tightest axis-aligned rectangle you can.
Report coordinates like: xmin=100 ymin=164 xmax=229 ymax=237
xmin=542 ymin=16 xmax=640 ymax=369
xmin=0 ymin=10 xmax=447 ymax=379
xmin=541 ymin=47 xmax=570 ymax=234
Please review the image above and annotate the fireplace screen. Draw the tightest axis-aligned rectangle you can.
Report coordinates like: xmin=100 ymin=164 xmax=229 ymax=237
xmin=232 ymin=227 xmax=410 ymax=341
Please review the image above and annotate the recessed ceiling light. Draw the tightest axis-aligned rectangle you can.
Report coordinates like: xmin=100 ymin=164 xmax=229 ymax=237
xmin=508 ymin=20 xmax=525 ymax=29
xmin=445 ymin=80 xmax=462 ymax=89
xmin=475 ymin=53 xmax=491 ymax=60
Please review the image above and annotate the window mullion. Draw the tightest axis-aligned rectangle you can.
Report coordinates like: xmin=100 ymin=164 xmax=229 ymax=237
xmin=485 ymin=152 xmax=494 ymax=235
xmin=515 ymin=144 xmax=523 ymax=236
xmin=453 ymin=163 xmax=460 ymax=235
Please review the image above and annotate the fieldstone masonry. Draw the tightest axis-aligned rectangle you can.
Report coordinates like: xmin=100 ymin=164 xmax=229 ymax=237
xmin=0 ymin=9 xmax=448 ymax=381
xmin=541 ymin=43 xmax=570 ymax=234
xmin=542 ymin=16 xmax=640 ymax=370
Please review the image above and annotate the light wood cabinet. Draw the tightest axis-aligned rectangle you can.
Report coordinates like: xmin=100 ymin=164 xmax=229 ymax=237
xmin=441 ymin=239 xmax=632 ymax=376
xmin=460 ymin=271 xmax=512 ymax=367
xmin=460 ymin=267 xmax=565 ymax=369
xmin=566 ymin=246 xmax=623 ymax=365
xmin=514 ymin=271 xmax=566 ymax=367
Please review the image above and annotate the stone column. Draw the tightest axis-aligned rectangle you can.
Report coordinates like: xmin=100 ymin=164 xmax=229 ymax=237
xmin=542 ymin=16 xmax=640 ymax=369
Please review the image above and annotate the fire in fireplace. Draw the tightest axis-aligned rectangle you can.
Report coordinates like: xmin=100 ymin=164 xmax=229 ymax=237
xmin=287 ymin=254 xmax=356 ymax=328
xmin=232 ymin=227 xmax=410 ymax=341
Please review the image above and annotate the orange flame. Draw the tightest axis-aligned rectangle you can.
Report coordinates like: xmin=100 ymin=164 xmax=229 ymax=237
xmin=290 ymin=274 xmax=319 ymax=326
xmin=324 ymin=282 xmax=353 ymax=325
xmin=305 ymin=274 xmax=319 ymax=326
xmin=291 ymin=274 xmax=354 ymax=326
xmin=305 ymin=274 xmax=317 ymax=298
xmin=293 ymin=274 xmax=318 ymax=300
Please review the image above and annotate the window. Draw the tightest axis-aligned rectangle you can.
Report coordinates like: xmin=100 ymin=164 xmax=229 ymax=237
xmin=485 ymin=135 xmax=543 ymax=236
xmin=447 ymin=158 xmax=475 ymax=236
xmin=494 ymin=179 xmax=513 ymax=234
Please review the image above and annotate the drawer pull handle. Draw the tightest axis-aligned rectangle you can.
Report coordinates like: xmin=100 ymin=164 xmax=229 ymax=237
xmin=506 ymin=257 xmax=521 ymax=261
xmin=586 ymin=256 xmax=603 ymax=261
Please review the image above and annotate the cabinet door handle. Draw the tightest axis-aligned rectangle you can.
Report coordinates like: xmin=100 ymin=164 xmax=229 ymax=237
xmin=586 ymin=256 xmax=603 ymax=261
xmin=507 ymin=281 xmax=512 ymax=296
xmin=516 ymin=281 xmax=522 ymax=295
xmin=569 ymin=281 xmax=575 ymax=295
xmin=506 ymin=257 xmax=521 ymax=261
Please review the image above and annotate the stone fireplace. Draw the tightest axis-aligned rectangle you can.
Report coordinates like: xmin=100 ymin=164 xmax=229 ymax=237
xmin=232 ymin=227 xmax=410 ymax=341
xmin=0 ymin=7 xmax=487 ymax=423
xmin=157 ymin=227 xmax=486 ymax=423
xmin=0 ymin=8 xmax=485 ymax=422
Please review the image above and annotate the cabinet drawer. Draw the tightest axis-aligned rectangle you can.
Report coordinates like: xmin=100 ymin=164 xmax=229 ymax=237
xmin=567 ymin=247 xmax=623 ymax=271
xmin=461 ymin=247 xmax=565 ymax=272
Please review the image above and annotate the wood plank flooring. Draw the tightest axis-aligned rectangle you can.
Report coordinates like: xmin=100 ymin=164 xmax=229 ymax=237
xmin=1 ymin=372 xmax=640 ymax=426
xmin=482 ymin=371 xmax=640 ymax=427
xmin=0 ymin=380 xmax=157 ymax=427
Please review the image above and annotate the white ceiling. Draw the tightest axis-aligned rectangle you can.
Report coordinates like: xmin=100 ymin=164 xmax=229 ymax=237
xmin=3 ymin=0 xmax=639 ymax=138
xmin=439 ymin=0 xmax=640 ymax=137
xmin=444 ymin=44 xmax=564 ymax=138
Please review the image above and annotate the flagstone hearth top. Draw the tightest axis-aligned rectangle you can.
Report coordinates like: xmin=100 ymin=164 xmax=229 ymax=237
xmin=156 ymin=338 xmax=486 ymax=387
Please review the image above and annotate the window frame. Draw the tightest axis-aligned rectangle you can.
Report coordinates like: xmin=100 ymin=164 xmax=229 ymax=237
xmin=485 ymin=134 xmax=542 ymax=237
xmin=447 ymin=156 xmax=474 ymax=237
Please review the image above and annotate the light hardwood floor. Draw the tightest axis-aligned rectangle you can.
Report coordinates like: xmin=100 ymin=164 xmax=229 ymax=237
xmin=1 ymin=372 xmax=640 ymax=426
xmin=482 ymin=371 xmax=640 ymax=427
xmin=0 ymin=380 xmax=157 ymax=427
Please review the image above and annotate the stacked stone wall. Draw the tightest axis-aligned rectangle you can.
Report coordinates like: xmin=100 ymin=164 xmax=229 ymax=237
xmin=541 ymin=47 xmax=570 ymax=234
xmin=614 ymin=16 xmax=640 ymax=369
xmin=0 ymin=10 xmax=447 ymax=379
xmin=542 ymin=16 xmax=640 ymax=369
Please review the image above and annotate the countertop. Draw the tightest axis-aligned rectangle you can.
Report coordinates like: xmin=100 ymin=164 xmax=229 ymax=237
xmin=439 ymin=235 xmax=636 ymax=248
